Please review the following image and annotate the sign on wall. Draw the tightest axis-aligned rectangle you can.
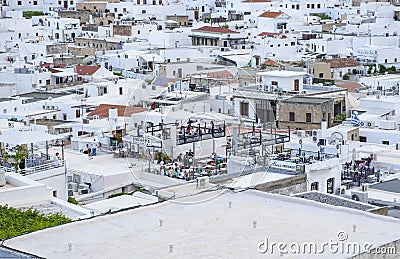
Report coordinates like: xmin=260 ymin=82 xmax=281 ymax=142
xmin=270 ymin=160 xmax=297 ymax=171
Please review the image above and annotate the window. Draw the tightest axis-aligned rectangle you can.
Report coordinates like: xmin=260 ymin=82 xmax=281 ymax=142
xmin=311 ymin=182 xmax=319 ymax=191
xmin=76 ymin=109 xmax=81 ymax=118
xmin=385 ymin=59 xmax=387 ymax=63
xmin=395 ymin=58 xmax=398 ymax=63
xmin=3 ymin=109 xmax=7 ymax=114
xmin=291 ymin=42 xmax=295 ymax=46
xmin=18 ymin=1 xmax=22 ymax=5
xmin=53 ymin=114 xmax=57 ymax=120
xmin=33 ymin=0 xmax=38 ymax=5
xmin=306 ymin=113 xmax=312 ymax=123
xmin=63 ymin=114 xmax=67 ymax=120
xmin=319 ymin=73 xmax=324 ymax=78
xmin=240 ymin=101 xmax=249 ymax=117
xmin=359 ymin=136 xmax=367 ymax=142
xmin=382 ymin=140 xmax=389 ymax=145
xmin=119 ymin=87 xmax=123 ymax=95
xmin=327 ymin=178 xmax=334 ymax=194
xmin=289 ymin=112 xmax=295 ymax=122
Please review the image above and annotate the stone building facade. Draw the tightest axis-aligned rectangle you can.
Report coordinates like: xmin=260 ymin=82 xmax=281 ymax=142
xmin=279 ymin=97 xmax=334 ymax=130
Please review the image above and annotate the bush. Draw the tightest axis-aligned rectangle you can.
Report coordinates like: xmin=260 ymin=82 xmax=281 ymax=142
xmin=334 ymin=114 xmax=346 ymax=122
xmin=23 ymin=11 xmax=44 ymax=19
xmin=342 ymin=74 xmax=350 ymax=80
xmin=312 ymin=13 xmax=330 ymax=20
xmin=108 ymin=192 xmax=130 ymax=199
xmin=0 ymin=205 xmax=71 ymax=240
xmin=67 ymin=197 xmax=79 ymax=205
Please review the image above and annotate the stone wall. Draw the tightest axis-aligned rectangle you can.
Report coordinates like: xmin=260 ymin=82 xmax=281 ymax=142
xmin=253 ymin=174 xmax=307 ymax=195
xmin=279 ymin=99 xmax=334 ymax=130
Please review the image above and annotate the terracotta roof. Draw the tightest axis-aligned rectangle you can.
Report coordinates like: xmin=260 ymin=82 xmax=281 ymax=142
xmin=48 ymin=68 xmax=62 ymax=73
xmin=88 ymin=104 xmax=147 ymax=118
xmin=337 ymin=82 xmax=363 ymax=93
xmin=242 ymin=0 xmax=270 ymax=2
xmin=257 ymin=32 xmax=281 ymax=37
xmin=262 ymin=58 xmax=279 ymax=67
xmin=259 ymin=11 xmax=283 ymax=18
xmin=206 ymin=70 xmax=234 ymax=79
xmin=41 ymin=62 xmax=67 ymax=68
xmin=75 ymin=65 xmax=101 ymax=76
xmin=193 ymin=26 xmax=237 ymax=34
xmin=323 ymin=58 xmax=360 ymax=68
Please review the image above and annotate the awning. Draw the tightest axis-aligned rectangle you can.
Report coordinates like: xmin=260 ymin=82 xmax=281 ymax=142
xmin=0 ymin=130 xmax=61 ymax=145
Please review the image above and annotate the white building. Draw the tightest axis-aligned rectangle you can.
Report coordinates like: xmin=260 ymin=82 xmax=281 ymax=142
xmin=257 ymin=70 xmax=306 ymax=92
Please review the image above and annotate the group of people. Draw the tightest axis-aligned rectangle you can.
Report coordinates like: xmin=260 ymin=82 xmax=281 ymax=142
xmin=176 ymin=150 xmax=195 ymax=168
xmin=83 ymin=139 xmax=99 ymax=159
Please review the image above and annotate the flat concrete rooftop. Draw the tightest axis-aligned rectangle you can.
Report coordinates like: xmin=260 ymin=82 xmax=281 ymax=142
xmin=4 ymin=190 xmax=400 ymax=258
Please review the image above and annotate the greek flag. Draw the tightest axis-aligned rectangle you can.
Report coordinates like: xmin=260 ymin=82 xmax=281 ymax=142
xmin=351 ymin=111 xmax=361 ymax=126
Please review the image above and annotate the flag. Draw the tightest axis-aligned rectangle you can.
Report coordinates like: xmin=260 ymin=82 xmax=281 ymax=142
xmin=351 ymin=111 xmax=361 ymax=126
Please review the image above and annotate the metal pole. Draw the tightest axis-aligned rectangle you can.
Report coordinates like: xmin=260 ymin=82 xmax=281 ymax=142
xmin=61 ymin=140 xmax=64 ymax=160
xmin=148 ymin=149 xmax=151 ymax=173
xmin=45 ymin=140 xmax=48 ymax=160
xmin=192 ymin=142 xmax=195 ymax=174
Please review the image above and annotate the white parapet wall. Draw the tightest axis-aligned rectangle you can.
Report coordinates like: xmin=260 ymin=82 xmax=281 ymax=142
xmin=0 ymin=173 xmax=53 ymax=207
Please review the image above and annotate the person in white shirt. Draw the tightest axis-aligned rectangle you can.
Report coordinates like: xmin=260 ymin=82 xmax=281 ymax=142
xmin=91 ymin=139 xmax=98 ymax=156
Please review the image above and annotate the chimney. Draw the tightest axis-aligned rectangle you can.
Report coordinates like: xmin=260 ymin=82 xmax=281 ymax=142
xmin=321 ymin=119 xmax=327 ymax=131
xmin=108 ymin=108 xmax=118 ymax=130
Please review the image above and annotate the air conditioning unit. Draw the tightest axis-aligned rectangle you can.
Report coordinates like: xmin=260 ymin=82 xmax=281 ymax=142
xmin=93 ymin=115 xmax=99 ymax=120
xmin=78 ymin=183 xmax=89 ymax=190
xmin=361 ymin=183 xmax=369 ymax=192
xmin=351 ymin=191 xmax=368 ymax=203
xmin=360 ymin=121 xmax=375 ymax=129
xmin=312 ymin=136 xmax=318 ymax=143
xmin=297 ymin=130 xmax=306 ymax=138
xmin=337 ymin=186 xmax=346 ymax=195
xmin=312 ymin=130 xmax=319 ymax=137
xmin=8 ymin=122 xmax=14 ymax=128
xmin=196 ymin=176 xmax=209 ymax=189
xmin=79 ymin=189 xmax=89 ymax=195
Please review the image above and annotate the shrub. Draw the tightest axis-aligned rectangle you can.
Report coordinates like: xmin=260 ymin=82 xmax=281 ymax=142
xmin=0 ymin=205 xmax=71 ymax=240
xmin=67 ymin=197 xmax=79 ymax=205
xmin=23 ymin=11 xmax=44 ymax=19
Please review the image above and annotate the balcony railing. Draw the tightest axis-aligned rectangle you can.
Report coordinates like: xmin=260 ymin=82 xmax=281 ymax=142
xmin=0 ymin=160 xmax=65 ymax=175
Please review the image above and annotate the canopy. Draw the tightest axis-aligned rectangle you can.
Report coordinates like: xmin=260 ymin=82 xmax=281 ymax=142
xmin=0 ymin=130 xmax=60 ymax=145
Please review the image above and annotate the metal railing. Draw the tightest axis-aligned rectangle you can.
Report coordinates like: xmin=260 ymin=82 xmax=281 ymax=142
xmin=0 ymin=160 xmax=65 ymax=175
